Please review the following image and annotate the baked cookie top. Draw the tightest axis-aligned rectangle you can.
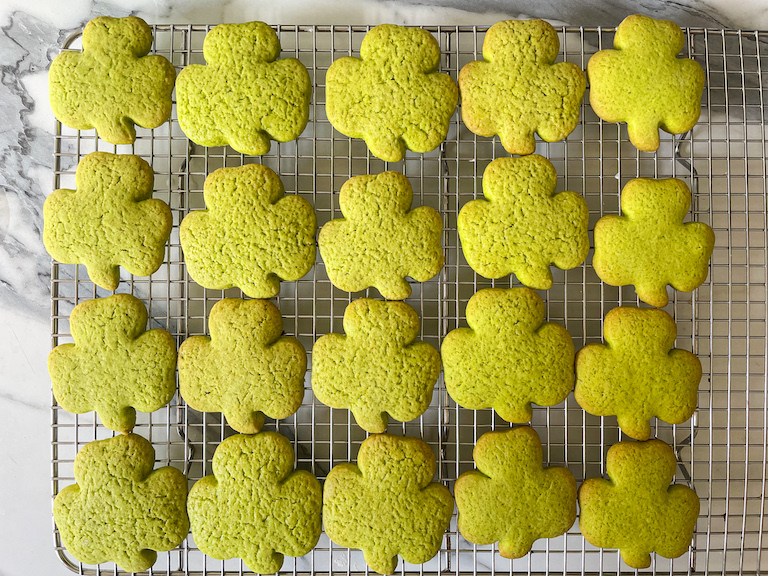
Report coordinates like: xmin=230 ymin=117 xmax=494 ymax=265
xmin=49 ymin=294 xmax=177 ymax=432
xmin=318 ymin=171 xmax=443 ymax=300
xmin=578 ymin=439 xmax=700 ymax=569
xmin=312 ymin=298 xmax=440 ymax=432
xmin=587 ymin=14 xmax=705 ymax=152
xmin=49 ymin=16 xmax=175 ymax=144
xmin=187 ymin=432 xmax=322 ymax=574
xmin=180 ymin=163 xmax=316 ymax=299
xmin=53 ymin=433 xmax=188 ymax=573
xmin=178 ymin=298 xmax=306 ymax=434
xmin=176 ymin=21 xmax=311 ymax=156
xmin=323 ymin=434 xmax=453 ymax=575
xmin=592 ymin=177 xmax=715 ymax=308
xmin=325 ymin=24 xmax=458 ymax=162
xmin=43 ymin=151 xmax=172 ymax=290
xmin=459 ymin=19 xmax=585 ymax=155
xmin=458 ymin=155 xmax=589 ymax=289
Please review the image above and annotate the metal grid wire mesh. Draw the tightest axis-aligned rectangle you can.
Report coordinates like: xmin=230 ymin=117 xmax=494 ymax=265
xmin=50 ymin=24 xmax=768 ymax=575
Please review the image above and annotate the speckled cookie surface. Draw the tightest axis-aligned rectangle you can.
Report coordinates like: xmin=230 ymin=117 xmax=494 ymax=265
xmin=312 ymin=299 xmax=440 ymax=432
xmin=49 ymin=294 xmax=177 ymax=432
xmin=318 ymin=171 xmax=443 ymax=300
xmin=180 ymin=163 xmax=316 ymax=298
xmin=325 ymin=24 xmax=458 ymax=162
xmin=458 ymin=155 xmax=589 ymax=290
xmin=53 ymin=433 xmax=188 ymax=573
xmin=459 ymin=19 xmax=585 ymax=155
xmin=323 ymin=434 xmax=453 ymax=575
xmin=592 ymin=178 xmax=714 ymax=308
xmin=578 ymin=439 xmax=700 ymax=569
xmin=49 ymin=16 xmax=175 ymax=145
xmin=178 ymin=298 xmax=306 ymax=434
xmin=587 ymin=14 xmax=705 ymax=152
xmin=43 ymin=151 xmax=172 ymax=290
xmin=442 ymin=288 xmax=574 ymax=422
xmin=455 ymin=427 xmax=576 ymax=559
xmin=176 ymin=21 xmax=311 ymax=156
xmin=187 ymin=432 xmax=322 ymax=574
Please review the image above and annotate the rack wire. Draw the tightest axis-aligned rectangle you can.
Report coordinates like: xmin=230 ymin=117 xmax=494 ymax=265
xmin=50 ymin=24 xmax=768 ymax=575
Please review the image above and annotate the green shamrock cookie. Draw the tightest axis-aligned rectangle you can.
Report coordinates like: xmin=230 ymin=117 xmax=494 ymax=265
xmin=53 ymin=434 xmax=188 ymax=573
xmin=312 ymin=298 xmax=440 ymax=432
xmin=180 ymin=163 xmax=316 ymax=298
xmin=457 ymin=155 xmax=589 ymax=290
xmin=325 ymin=24 xmax=458 ymax=162
xmin=575 ymin=307 xmax=701 ymax=440
xmin=49 ymin=294 xmax=177 ymax=432
xmin=323 ymin=434 xmax=453 ymax=575
xmin=459 ymin=19 xmax=586 ymax=155
xmin=442 ymin=288 xmax=574 ymax=422
xmin=176 ymin=21 xmax=311 ymax=156
xmin=592 ymin=178 xmax=715 ymax=308
xmin=49 ymin=16 xmax=175 ymax=144
xmin=43 ymin=151 xmax=172 ymax=290
xmin=587 ymin=14 xmax=705 ymax=152
xmin=578 ymin=439 xmax=700 ymax=569
xmin=455 ymin=426 xmax=577 ymax=558
xmin=178 ymin=298 xmax=306 ymax=434
xmin=187 ymin=432 xmax=322 ymax=574
xmin=318 ymin=171 xmax=443 ymax=300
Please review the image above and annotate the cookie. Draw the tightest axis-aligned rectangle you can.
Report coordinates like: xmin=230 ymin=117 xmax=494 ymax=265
xmin=187 ymin=432 xmax=322 ymax=574
xmin=442 ymin=288 xmax=574 ymax=422
xmin=176 ymin=22 xmax=311 ymax=156
xmin=312 ymin=298 xmax=440 ymax=432
xmin=49 ymin=294 xmax=177 ymax=432
xmin=455 ymin=426 xmax=576 ymax=558
xmin=49 ymin=16 xmax=175 ymax=145
xmin=180 ymin=163 xmax=316 ymax=299
xmin=578 ymin=439 xmax=700 ymax=569
xmin=325 ymin=24 xmax=458 ymax=162
xmin=53 ymin=433 xmax=188 ymax=573
xmin=458 ymin=155 xmax=589 ymax=290
xmin=587 ymin=14 xmax=705 ymax=152
xmin=323 ymin=433 xmax=453 ymax=575
xmin=592 ymin=177 xmax=715 ymax=308
xmin=178 ymin=298 xmax=306 ymax=434
xmin=459 ymin=19 xmax=585 ymax=155
xmin=43 ymin=151 xmax=172 ymax=290
xmin=318 ymin=171 xmax=443 ymax=300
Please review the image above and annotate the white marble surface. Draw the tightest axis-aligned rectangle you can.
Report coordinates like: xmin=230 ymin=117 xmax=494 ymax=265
xmin=0 ymin=0 xmax=765 ymax=574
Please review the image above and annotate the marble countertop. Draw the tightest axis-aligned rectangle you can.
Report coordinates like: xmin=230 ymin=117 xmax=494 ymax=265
xmin=1 ymin=0 xmax=764 ymax=573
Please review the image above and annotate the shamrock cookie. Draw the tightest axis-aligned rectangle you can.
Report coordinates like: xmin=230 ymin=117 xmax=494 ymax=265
xmin=578 ymin=439 xmax=700 ymax=569
xmin=187 ymin=432 xmax=322 ymax=574
xmin=180 ymin=163 xmax=316 ymax=298
xmin=312 ymin=299 xmax=440 ymax=432
xmin=318 ymin=171 xmax=443 ymax=300
xmin=442 ymin=288 xmax=574 ymax=422
xmin=587 ymin=14 xmax=705 ymax=151
xmin=43 ymin=151 xmax=172 ymax=290
xmin=325 ymin=24 xmax=458 ymax=162
xmin=178 ymin=298 xmax=306 ymax=434
xmin=49 ymin=16 xmax=175 ymax=144
xmin=457 ymin=155 xmax=589 ymax=289
xmin=49 ymin=294 xmax=177 ymax=432
xmin=176 ymin=21 xmax=311 ymax=155
xmin=323 ymin=434 xmax=453 ymax=575
xmin=455 ymin=426 xmax=576 ymax=558
xmin=592 ymin=178 xmax=715 ymax=308
xmin=459 ymin=19 xmax=585 ymax=155
xmin=53 ymin=434 xmax=188 ymax=573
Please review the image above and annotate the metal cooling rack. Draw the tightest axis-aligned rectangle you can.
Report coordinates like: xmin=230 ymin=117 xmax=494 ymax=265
xmin=50 ymin=24 xmax=768 ymax=576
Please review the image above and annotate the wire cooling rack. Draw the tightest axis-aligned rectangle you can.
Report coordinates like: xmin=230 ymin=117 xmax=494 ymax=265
xmin=50 ymin=23 xmax=768 ymax=576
